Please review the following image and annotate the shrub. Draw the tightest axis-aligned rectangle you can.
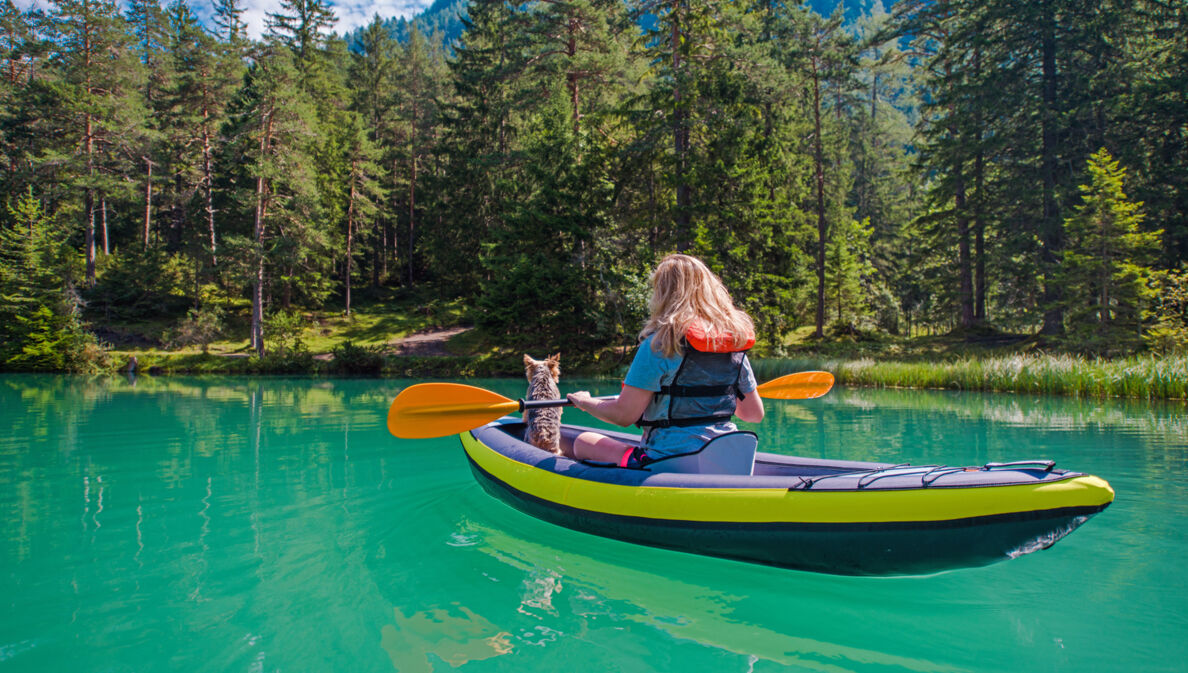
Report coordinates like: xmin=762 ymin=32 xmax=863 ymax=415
xmin=166 ymin=306 xmax=224 ymax=353
xmin=249 ymin=350 xmax=317 ymax=374
xmin=1145 ymin=269 xmax=1188 ymax=355
xmin=87 ymin=247 xmax=190 ymax=320
xmin=264 ymin=309 xmax=307 ymax=356
xmin=330 ymin=340 xmax=385 ymax=375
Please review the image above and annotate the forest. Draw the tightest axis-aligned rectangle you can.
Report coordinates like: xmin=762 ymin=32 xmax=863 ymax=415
xmin=0 ymin=0 xmax=1185 ymax=373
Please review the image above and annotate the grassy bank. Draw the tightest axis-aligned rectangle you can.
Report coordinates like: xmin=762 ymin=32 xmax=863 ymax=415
xmin=751 ymin=354 xmax=1187 ymax=401
xmin=35 ymin=291 xmax=1186 ymax=401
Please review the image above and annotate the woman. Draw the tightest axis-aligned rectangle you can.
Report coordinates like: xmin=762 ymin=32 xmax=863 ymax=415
xmin=566 ymin=254 xmax=764 ymax=466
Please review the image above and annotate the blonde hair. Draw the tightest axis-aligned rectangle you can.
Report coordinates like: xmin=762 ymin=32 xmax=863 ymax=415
xmin=639 ymin=254 xmax=754 ymax=357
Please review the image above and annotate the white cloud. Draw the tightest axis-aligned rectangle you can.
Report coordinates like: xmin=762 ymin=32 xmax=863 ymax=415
xmin=14 ymin=0 xmax=431 ymax=39
xmin=329 ymin=0 xmax=429 ymax=35
xmin=232 ymin=0 xmax=431 ymax=38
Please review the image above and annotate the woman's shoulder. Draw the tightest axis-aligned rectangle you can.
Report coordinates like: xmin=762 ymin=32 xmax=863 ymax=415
xmin=637 ymin=334 xmax=682 ymax=361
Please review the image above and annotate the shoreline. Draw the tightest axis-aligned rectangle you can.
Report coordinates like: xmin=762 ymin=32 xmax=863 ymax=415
xmin=7 ymin=351 xmax=1183 ymax=401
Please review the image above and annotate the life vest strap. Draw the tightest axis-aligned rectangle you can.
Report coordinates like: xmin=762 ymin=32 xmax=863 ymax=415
xmin=658 ymin=383 xmax=736 ymax=397
xmin=636 ymin=413 xmax=734 ymax=429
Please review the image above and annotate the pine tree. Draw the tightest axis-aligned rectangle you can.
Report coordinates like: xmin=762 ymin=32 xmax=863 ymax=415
xmin=779 ymin=5 xmax=856 ymax=338
xmin=427 ymin=0 xmax=530 ymax=294
xmin=45 ymin=0 xmax=146 ymax=283
xmin=349 ymin=16 xmax=398 ymax=286
xmin=630 ymin=0 xmax=732 ymax=250
xmin=340 ymin=113 xmax=386 ymax=315
xmin=476 ymin=99 xmax=607 ymax=350
xmin=0 ymin=187 xmax=97 ymax=370
xmin=1059 ymin=149 xmax=1161 ymax=350
xmin=212 ymin=0 xmax=247 ymax=48
xmin=162 ymin=0 xmax=241 ymax=269
xmin=523 ymin=0 xmax=624 ymax=141
xmin=227 ymin=41 xmax=320 ymax=356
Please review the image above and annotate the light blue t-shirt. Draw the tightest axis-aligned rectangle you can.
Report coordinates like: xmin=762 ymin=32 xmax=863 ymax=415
xmin=623 ymin=334 xmax=758 ymax=458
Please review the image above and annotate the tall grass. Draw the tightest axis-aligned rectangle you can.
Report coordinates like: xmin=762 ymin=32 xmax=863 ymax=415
xmin=752 ymin=354 xmax=1188 ymax=400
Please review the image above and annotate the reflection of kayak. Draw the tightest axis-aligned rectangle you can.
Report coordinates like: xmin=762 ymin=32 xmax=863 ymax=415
xmin=463 ymin=419 xmax=1115 ymax=576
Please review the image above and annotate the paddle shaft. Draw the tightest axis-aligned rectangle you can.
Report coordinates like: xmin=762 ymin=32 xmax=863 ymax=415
xmin=387 ymin=372 xmax=833 ymax=439
xmin=520 ymin=395 xmax=615 ymax=411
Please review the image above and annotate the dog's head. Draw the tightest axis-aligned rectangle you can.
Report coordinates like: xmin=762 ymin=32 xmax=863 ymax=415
xmin=523 ymin=353 xmax=561 ymax=382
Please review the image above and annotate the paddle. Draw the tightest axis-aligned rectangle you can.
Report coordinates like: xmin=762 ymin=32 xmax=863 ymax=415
xmin=387 ymin=371 xmax=834 ymax=439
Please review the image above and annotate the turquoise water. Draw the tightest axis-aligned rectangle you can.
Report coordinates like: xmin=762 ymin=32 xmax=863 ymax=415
xmin=1 ymin=375 xmax=1185 ymax=672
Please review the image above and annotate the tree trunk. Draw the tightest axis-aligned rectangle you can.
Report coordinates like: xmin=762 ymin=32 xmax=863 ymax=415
xmin=345 ymin=165 xmax=356 ymax=316
xmin=1038 ymin=1 xmax=1064 ymax=335
xmin=83 ymin=12 xmax=96 ymax=286
xmin=143 ymin=156 xmax=153 ymax=249
xmin=85 ymin=116 xmax=96 ymax=286
xmin=409 ymin=108 xmax=417 ymax=287
xmin=671 ymin=2 xmax=690 ymax=248
xmin=251 ymin=110 xmax=273 ymax=358
xmin=973 ymin=45 xmax=986 ymax=323
xmin=202 ymin=98 xmax=218 ymax=267
xmin=956 ymin=170 xmax=975 ymax=329
xmin=101 ymin=196 xmax=108 ymax=255
xmin=812 ymin=55 xmax=827 ymax=339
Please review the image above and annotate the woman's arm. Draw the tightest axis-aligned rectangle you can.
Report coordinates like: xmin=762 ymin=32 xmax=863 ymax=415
xmin=567 ymin=385 xmax=654 ymax=427
xmin=734 ymin=388 xmax=764 ymax=423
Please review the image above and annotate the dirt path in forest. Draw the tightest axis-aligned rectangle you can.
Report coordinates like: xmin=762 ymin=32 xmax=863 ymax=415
xmin=390 ymin=326 xmax=473 ymax=356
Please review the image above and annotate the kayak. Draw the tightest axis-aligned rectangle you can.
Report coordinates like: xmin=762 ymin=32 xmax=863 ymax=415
xmin=461 ymin=418 xmax=1114 ymax=575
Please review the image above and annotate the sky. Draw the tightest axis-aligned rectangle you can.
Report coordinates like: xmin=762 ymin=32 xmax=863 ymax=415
xmin=16 ymin=0 xmax=433 ymax=39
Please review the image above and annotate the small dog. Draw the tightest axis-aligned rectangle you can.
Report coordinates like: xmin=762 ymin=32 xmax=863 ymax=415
xmin=523 ymin=353 xmax=562 ymax=454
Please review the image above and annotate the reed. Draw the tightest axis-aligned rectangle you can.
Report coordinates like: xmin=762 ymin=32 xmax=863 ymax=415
xmin=751 ymin=354 xmax=1188 ymax=400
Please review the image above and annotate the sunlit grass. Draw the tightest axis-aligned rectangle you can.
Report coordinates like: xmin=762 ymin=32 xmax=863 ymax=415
xmin=752 ymin=354 xmax=1188 ymax=400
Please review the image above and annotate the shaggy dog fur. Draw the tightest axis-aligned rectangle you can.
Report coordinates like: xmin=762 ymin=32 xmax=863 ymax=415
xmin=523 ymin=353 xmax=562 ymax=454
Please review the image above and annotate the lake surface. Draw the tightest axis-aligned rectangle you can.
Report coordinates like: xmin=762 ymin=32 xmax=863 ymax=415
xmin=1 ymin=375 xmax=1185 ymax=672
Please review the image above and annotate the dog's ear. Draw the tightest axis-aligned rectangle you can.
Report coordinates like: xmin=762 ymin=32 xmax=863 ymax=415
xmin=547 ymin=353 xmax=560 ymax=364
xmin=523 ymin=354 xmax=534 ymax=367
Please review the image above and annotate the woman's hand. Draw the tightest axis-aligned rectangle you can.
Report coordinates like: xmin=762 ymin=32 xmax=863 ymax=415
xmin=566 ymin=385 xmax=653 ymax=427
xmin=566 ymin=390 xmax=594 ymax=411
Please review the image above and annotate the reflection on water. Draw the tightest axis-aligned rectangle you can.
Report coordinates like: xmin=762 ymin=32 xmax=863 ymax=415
xmin=435 ymin=515 xmax=965 ymax=673
xmin=1 ymin=375 xmax=1185 ymax=673
xmin=380 ymin=605 xmax=513 ymax=672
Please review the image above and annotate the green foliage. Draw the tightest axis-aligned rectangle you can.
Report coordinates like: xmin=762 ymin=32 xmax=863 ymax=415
xmin=249 ymin=349 xmax=316 ymax=374
xmin=0 ymin=0 xmax=1186 ymax=372
xmin=475 ymin=100 xmax=609 ymax=352
xmin=753 ymin=353 xmax=1188 ymax=400
xmin=329 ymin=339 xmax=385 ymax=374
xmin=825 ymin=217 xmax=875 ymax=329
xmin=6 ymin=304 xmax=108 ymax=372
xmin=165 ymin=305 xmax=224 ymax=352
xmin=1144 ymin=269 xmax=1188 ymax=354
xmin=88 ymin=247 xmax=190 ymax=320
xmin=264 ymin=308 xmax=308 ymax=356
xmin=0 ymin=188 xmax=107 ymax=372
xmin=1058 ymin=149 xmax=1162 ymax=352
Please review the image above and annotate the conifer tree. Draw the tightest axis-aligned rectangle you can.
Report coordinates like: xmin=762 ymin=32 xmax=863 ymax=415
xmin=46 ymin=0 xmax=145 ymax=285
xmin=349 ymin=16 xmax=398 ymax=286
xmin=340 ymin=113 xmax=386 ymax=315
xmin=162 ymin=0 xmax=241 ymax=268
xmin=427 ymin=0 xmax=529 ymax=294
xmin=0 ymin=187 xmax=97 ymax=370
xmin=228 ymin=41 xmax=320 ymax=356
xmin=779 ymin=6 xmax=855 ymax=338
xmin=1059 ymin=149 xmax=1161 ymax=350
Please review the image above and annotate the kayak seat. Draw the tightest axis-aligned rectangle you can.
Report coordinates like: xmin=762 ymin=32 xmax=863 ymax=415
xmin=646 ymin=431 xmax=758 ymax=476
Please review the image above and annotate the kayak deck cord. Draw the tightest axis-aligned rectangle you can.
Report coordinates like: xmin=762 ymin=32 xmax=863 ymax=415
xmin=788 ymin=460 xmax=1061 ymax=491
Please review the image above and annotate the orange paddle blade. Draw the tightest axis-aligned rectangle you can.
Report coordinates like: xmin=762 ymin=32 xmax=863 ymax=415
xmin=756 ymin=371 xmax=835 ymax=400
xmin=387 ymin=383 xmax=520 ymax=439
